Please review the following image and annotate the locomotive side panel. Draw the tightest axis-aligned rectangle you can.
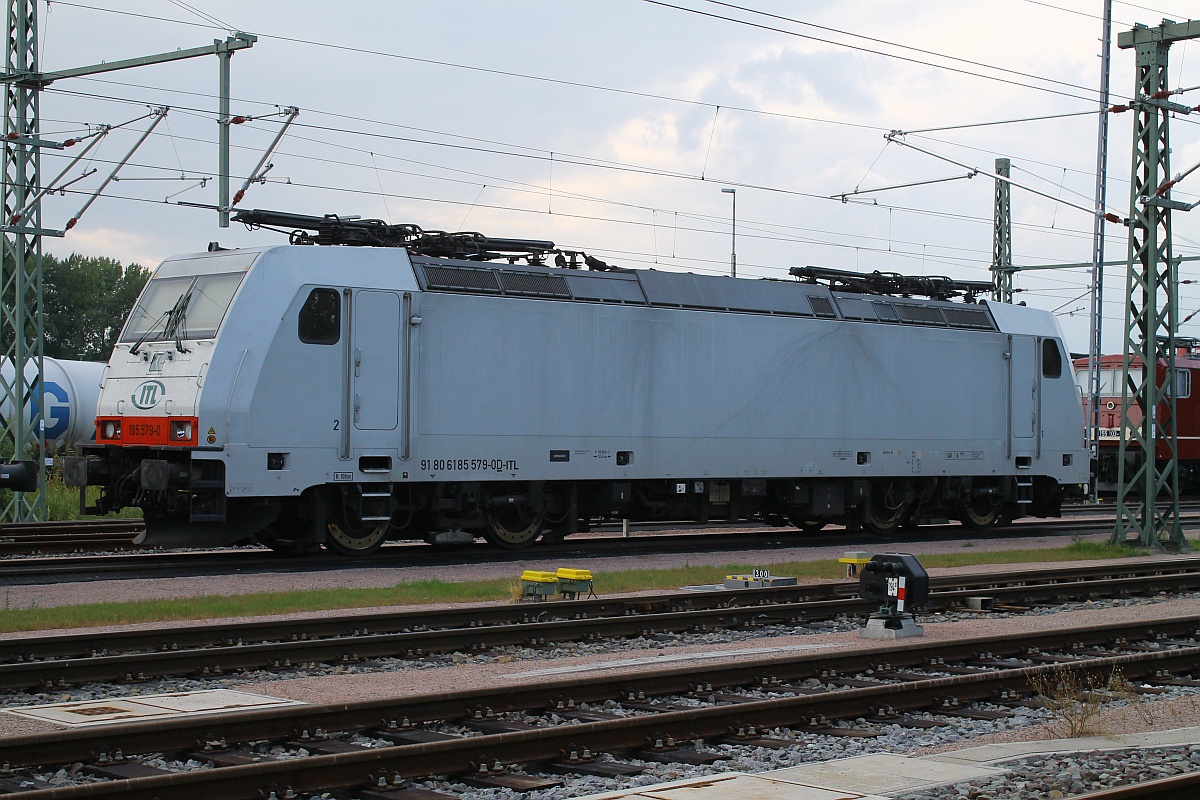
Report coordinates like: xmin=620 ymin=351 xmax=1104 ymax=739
xmin=219 ymin=249 xmax=418 ymax=498
xmin=414 ymin=290 xmax=1046 ymax=482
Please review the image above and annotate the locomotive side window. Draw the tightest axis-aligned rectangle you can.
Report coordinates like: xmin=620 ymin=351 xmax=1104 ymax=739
xmin=298 ymin=288 xmax=340 ymax=345
xmin=1169 ymin=368 xmax=1191 ymax=399
xmin=1041 ymin=339 xmax=1063 ymax=379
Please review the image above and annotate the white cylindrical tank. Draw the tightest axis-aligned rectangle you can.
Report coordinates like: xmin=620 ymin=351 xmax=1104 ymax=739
xmin=0 ymin=357 xmax=105 ymax=451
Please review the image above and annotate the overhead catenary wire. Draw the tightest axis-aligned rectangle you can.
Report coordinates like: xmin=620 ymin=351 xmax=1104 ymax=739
xmin=50 ymin=0 xmax=1109 ymax=130
xmin=164 ymin=0 xmax=238 ymax=34
xmin=39 ymin=90 xmax=1134 ymax=266
xmin=51 ymin=82 xmax=1153 ymax=239
xmin=58 ymin=70 xmax=1194 ymax=214
xmin=695 ymin=0 xmax=1101 ymax=96
xmin=42 ymin=0 xmax=1200 ymax=188
xmin=39 ymin=112 xmax=1110 ymax=270
xmin=41 ymin=1 xmax=880 ymax=132
xmin=37 ymin=146 xmax=1103 ymax=295
xmin=34 ymin=3 xmax=1198 ymax=305
xmin=640 ymin=0 xmax=1102 ymax=103
xmin=46 ymin=30 xmax=1190 ymax=206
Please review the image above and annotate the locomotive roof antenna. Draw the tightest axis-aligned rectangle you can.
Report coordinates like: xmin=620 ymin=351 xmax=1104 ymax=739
xmin=1112 ymin=17 xmax=1199 ymax=553
xmin=0 ymin=0 xmax=254 ymax=522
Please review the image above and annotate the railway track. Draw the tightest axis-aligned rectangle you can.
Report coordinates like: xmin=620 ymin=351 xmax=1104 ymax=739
xmin=4 ymin=513 xmax=1197 ymax=585
xmin=0 ymin=500 xmax=1195 ymax=560
xmin=5 ymin=557 xmax=1200 ymax=692
xmin=1075 ymin=772 xmax=1200 ymax=799
xmin=2 ymin=615 xmax=1199 ymax=799
xmin=0 ymin=519 xmax=143 ymax=555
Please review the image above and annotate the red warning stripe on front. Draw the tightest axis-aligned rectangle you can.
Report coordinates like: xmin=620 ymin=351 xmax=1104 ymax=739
xmin=95 ymin=416 xmax=198 ymax=447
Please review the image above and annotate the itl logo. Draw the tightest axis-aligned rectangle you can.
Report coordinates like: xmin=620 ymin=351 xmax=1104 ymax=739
xmin=132 ymin=380 xmax=166 ymax=410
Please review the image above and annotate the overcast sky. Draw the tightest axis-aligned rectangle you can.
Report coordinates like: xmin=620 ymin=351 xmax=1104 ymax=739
xmin=29 ymin=0 xmax=1200 ymax=354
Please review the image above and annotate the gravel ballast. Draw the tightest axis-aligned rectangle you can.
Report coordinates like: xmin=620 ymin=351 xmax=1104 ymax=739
xmin=3 ymin=533 xmax=1200 ymax=799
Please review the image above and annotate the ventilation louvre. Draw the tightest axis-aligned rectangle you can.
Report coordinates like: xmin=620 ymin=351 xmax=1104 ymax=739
xmin=808 ymin=296 xmax=838 ymax=318
xmin=498 ymin=270 xmax=571 ymax=298
xmin=872 ymin=303 xmax=899 ymax=323
xmin=894 ymin=304 xmax=946 ymax=326
xmin=422 ymin=265 xmax=502 ymax=293
xmin=941 ymin=307 xmax=995 ymax=330
xmin=835 ymin=296 xmax=875 ymax=320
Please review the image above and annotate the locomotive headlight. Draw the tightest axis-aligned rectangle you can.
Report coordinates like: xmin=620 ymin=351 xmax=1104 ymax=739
xmin=170 ymin=420 xmax=193 ymax=442
xmin=103 ymin=420 xmax=120 ymax=440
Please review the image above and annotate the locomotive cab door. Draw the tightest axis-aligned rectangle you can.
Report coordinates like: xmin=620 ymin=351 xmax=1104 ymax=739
xmin=342 ymin=291 xmax=401 ymax=458
xmin=1008 ymin=334 xmax=1039 ymax=455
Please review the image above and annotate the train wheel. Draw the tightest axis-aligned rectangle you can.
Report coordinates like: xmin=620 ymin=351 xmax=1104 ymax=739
xmin=862 ymin=481 xmax=908 ymax=535
xmin=484 ymin=507 xmax=544 ymax=550
xmin=789 ymin=518 xmax=826 ymax=534
xmin=957 ymin=495 xmax=1004 ymax=531
xmin=325 ymin=519 xmax=389 ymax=557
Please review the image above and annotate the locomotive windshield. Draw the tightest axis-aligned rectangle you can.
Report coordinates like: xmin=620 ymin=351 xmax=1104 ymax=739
xmin=120 ymin=271 xmax=245 ymax=344
xmin=1073 ymin=367 xmax=1143 ymax=395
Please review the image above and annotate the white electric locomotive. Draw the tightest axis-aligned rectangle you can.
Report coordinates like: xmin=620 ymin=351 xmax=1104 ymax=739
xmin=65 ymin=210 xmax=1089 ymax=555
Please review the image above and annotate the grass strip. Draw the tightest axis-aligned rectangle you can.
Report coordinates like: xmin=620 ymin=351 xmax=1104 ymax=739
xmin=0 ymin=540 xmax=1160 ymax=634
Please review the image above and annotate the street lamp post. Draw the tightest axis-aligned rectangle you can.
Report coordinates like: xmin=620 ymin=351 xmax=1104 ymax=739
xmin=721 ymin=187 xmax=736 ymax=278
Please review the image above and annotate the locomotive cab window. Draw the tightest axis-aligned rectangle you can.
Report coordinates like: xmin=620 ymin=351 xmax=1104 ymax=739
xmin=1041 ymin=339 xmax=1063 ymax=379
xmin=1169 ymin=368 xmax=1191 ymax=399
xmin=298 ymin=288 xmax=340 ymax=344
xmin=120 ymin=270 xmax=245 ymax=343
xmin=1074 ymin=367 xmax=1143 ymax=395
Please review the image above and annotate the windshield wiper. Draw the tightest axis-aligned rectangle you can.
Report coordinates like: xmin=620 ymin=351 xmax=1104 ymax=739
xmin=129 ymin=309 xmax=169 ymax=356
xmin=130 ymin=283 xmax=194 ymax=355
xmin=163 ymin=284 xmax=195 ymax=353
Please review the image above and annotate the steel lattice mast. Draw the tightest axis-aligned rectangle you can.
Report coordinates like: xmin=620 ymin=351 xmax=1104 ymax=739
xmin=0 ymin=0 xmax=44 ymax=519
xmin=1112 ymin=19 xmax=1200 ymax=550
xmin=1085 ymin=1 xmax=1113 ymax=503
xmin=0 ymin=0 xmax=256 ymax=521
xmin=991 ymin=158 xmax=1013 ymax=303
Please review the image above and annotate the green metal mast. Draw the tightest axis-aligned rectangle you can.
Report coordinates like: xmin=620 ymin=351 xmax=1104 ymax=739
xmin=0 ymin=0 xmax=45 ymax=519
xmin=1112 ymin=19 xmax=1200 ymax=550
xmin=991 ymin=158 xmax=1013 ymax=303
xmin=0 ymin=0 xmax=254 ymax=521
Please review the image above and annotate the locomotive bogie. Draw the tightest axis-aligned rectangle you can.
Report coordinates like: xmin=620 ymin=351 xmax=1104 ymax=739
xmin=67 ymin=241 xmax=1089 ymax=554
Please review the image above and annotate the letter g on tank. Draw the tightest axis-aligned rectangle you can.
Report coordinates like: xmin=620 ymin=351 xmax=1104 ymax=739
xmin=132 ymin=380 xmax=166 ymax=410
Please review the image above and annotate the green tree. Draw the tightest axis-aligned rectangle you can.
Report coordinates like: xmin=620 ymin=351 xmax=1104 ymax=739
xmin=42 ymin=253 xmax=150 ymax=361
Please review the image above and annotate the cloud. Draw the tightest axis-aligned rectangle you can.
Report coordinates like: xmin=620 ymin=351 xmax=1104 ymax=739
xmin=45 ymin=226 xmax=166 ymax=269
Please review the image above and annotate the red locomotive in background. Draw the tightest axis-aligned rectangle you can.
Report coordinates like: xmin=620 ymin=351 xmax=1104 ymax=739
xmin=1073 ymin=347 xmax=1200 ymax=493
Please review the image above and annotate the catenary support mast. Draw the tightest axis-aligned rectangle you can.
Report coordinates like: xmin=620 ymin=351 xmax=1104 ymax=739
xmin=991 ymin=158 xmax=1013 ymax=303
xmin=0 ymin=0 xmax=254 ymax=520
xmin=0 ymin=0 xmax=43 ymax=519
xmin=1086 ymin=1 xmax=1113 ymax=502
xmin=1112 ymin=19 xmax=1199 ymax=550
